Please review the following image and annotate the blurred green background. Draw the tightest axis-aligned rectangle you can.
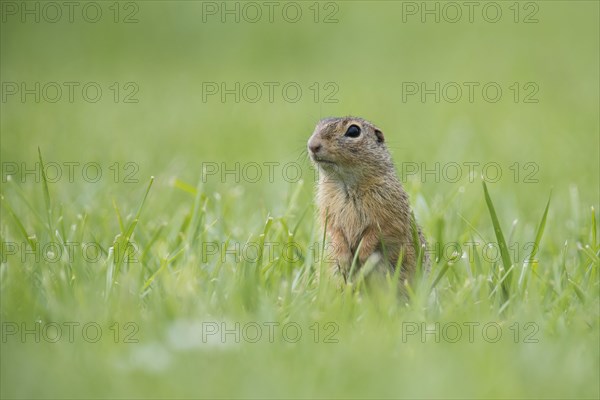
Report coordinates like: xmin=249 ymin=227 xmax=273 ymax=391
xmin=2 ymin=1 xmax=598 ymax=201
xmin=1 ymin=1 xmax=599 ymax=399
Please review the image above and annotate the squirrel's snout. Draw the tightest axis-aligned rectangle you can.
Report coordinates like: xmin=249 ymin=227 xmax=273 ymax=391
xmin=308 ymin=138 xmax=322 ymax=154
xmin=309 ymin=143 xmax=322 ymax=154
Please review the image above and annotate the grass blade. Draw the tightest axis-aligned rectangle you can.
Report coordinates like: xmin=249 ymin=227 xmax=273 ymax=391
xmin=431 ymin=260 xmax=451 ymax=290
xmin=528 ymin=191 xmax=552 ymax=264
xmin=348 ymin=238 xmax=364 ymax=282
xmin=185 ymin=179 xmax=207 ymax=250
xmin=256 ymin=215 xmax=274 ymax=274
xmin=518 ymin=191 xmax=552 ymax=290
xmin=592 ymin=206 xmax=597 ymax=250
xmin=172 ymin=178 xmax=197 ymax=196
xmin=109 ymin=176 xmax=154 ymax=290
xmin=37 ymin=147 xmax=53 ymax=235
xmin=112 ymin=199 xmax=125 ymax=234
xmin=1 ymin=195 xmax=36 ymax=249
xmin=482 ymin=181 xmax=512 ymax=300
xmin=317 ymin=210 xmax=330 ymax=294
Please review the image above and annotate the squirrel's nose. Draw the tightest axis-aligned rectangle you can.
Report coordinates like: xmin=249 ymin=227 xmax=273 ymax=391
xmin=309 ymin=142 xmax=322 ymax=154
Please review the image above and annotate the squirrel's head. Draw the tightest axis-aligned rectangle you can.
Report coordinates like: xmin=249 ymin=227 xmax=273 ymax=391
xmin=308 ymin=116 xmax=391 ymax=180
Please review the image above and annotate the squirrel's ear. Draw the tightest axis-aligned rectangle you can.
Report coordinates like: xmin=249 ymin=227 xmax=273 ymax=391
xmin=374 ymin=129 xmax=385 ymax=143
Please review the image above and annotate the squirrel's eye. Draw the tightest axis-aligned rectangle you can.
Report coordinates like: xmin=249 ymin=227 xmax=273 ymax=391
xmin=344 ymin=125 xmax=361 ymax=138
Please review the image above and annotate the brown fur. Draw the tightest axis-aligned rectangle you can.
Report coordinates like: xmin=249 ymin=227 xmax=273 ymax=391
xmin=307 ymin=116 xmax=428 ymax=283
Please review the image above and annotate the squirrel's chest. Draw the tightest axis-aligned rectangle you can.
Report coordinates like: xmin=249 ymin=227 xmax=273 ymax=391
xmin=318 ymin=185 xmax=369 ymax=239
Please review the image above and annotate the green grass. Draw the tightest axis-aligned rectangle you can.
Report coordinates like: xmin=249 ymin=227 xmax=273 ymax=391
xmin=1 ymin=153 xmax=598 ymax=398
xmin=1 ymin=1 xmax=599 ymax=399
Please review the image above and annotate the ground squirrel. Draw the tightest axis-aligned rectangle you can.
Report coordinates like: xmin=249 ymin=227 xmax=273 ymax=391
xmin=308 ymin=116 xmax=428 ymax=283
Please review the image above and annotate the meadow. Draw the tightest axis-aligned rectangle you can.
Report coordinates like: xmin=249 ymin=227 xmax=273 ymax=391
xmin=1 ymin=1 xmax=599 ymax=398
